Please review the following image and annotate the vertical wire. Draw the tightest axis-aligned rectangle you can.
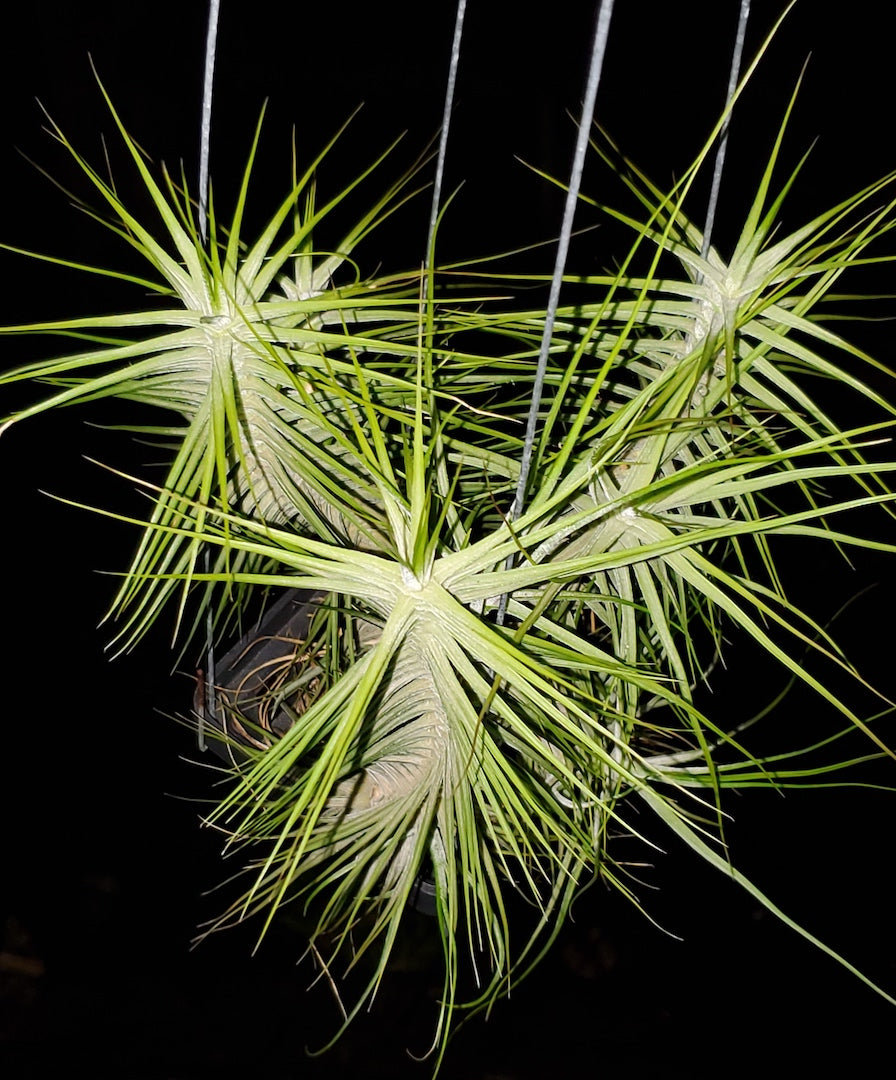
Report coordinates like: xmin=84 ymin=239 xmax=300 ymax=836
xmin=699 ymin=0 xmax=751 ymax=267
xmin=413 ymin=0 xmax=467 ymax=912
xmin=426 ymin=0 xmax=467 ymax=267
xmin=198 ymin=0 xmax=221 ymax=246
xmin=197 ymin=0 xmax=222 ymax=750
xmin=497 ymin=0 xmax=615 ymax=623
xmin=509 ymin=0 xmax=615 ymax=523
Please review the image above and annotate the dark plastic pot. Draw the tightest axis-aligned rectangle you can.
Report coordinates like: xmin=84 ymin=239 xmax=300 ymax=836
xmin=191 ymin=587 xmax=437 ymax=914
xmin=193 ymin=587 xmax=321 ymax=761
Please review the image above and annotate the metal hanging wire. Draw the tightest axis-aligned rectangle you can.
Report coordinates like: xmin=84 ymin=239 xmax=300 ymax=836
xmin=196 ymin=0 xmax=222 ymax=751
xmin=198 ymin=0 xmax=221 ymax=247
xmin=497 ymin=0 xmax=616 ymax=623
xmin=426 ymin=0 xmax=467 ymax=268
xmin=700 ymin=0 xmax=752 ymax=268
xmin=509 ymin=0 xmax=616 ymax=523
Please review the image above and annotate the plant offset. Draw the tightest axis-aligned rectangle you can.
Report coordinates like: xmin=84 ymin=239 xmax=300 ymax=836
xmin=4 ymin=20 xmax=896 ymax=1071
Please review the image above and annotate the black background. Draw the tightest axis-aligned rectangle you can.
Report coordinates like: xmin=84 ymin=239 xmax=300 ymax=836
xmin=2 ymin=1 xmax=895 ymax=1075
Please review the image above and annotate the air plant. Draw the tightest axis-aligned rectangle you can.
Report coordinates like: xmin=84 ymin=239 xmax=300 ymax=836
xmin=3 ymin=11 xmax=896 ymax=1075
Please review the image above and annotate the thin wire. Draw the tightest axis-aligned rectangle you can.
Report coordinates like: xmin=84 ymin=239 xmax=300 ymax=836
xmin=497 ymin=0 xmax=616 ymax=623
xmin=426 ymin=0 xmax=467 ymax=267
xmin=699 ymin=0 xmax=751 ymax=267
xmin=198 ymin=0 xmax=221 ymax=246
xmin=509 ymin=0 xmax=614 ymax=523
xmin=198 ymin=0 xmax=222 ymax=750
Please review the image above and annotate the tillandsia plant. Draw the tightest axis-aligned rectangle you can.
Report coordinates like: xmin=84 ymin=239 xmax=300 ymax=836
xmin=0 ymin=76 xmax=479 ymax=653
xmin=4 ymin=15 xmax=896 ymax=1077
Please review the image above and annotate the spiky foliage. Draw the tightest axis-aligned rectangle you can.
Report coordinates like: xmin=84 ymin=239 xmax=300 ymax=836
xmin=3 ymin=46 xmax=896 ymax=1075
xmin=0 ymin=80 xmax=464 ymax=651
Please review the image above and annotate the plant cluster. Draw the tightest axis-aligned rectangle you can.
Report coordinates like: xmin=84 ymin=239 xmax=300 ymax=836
xmin=3 ymin=25 xmax=896 ymax=1069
